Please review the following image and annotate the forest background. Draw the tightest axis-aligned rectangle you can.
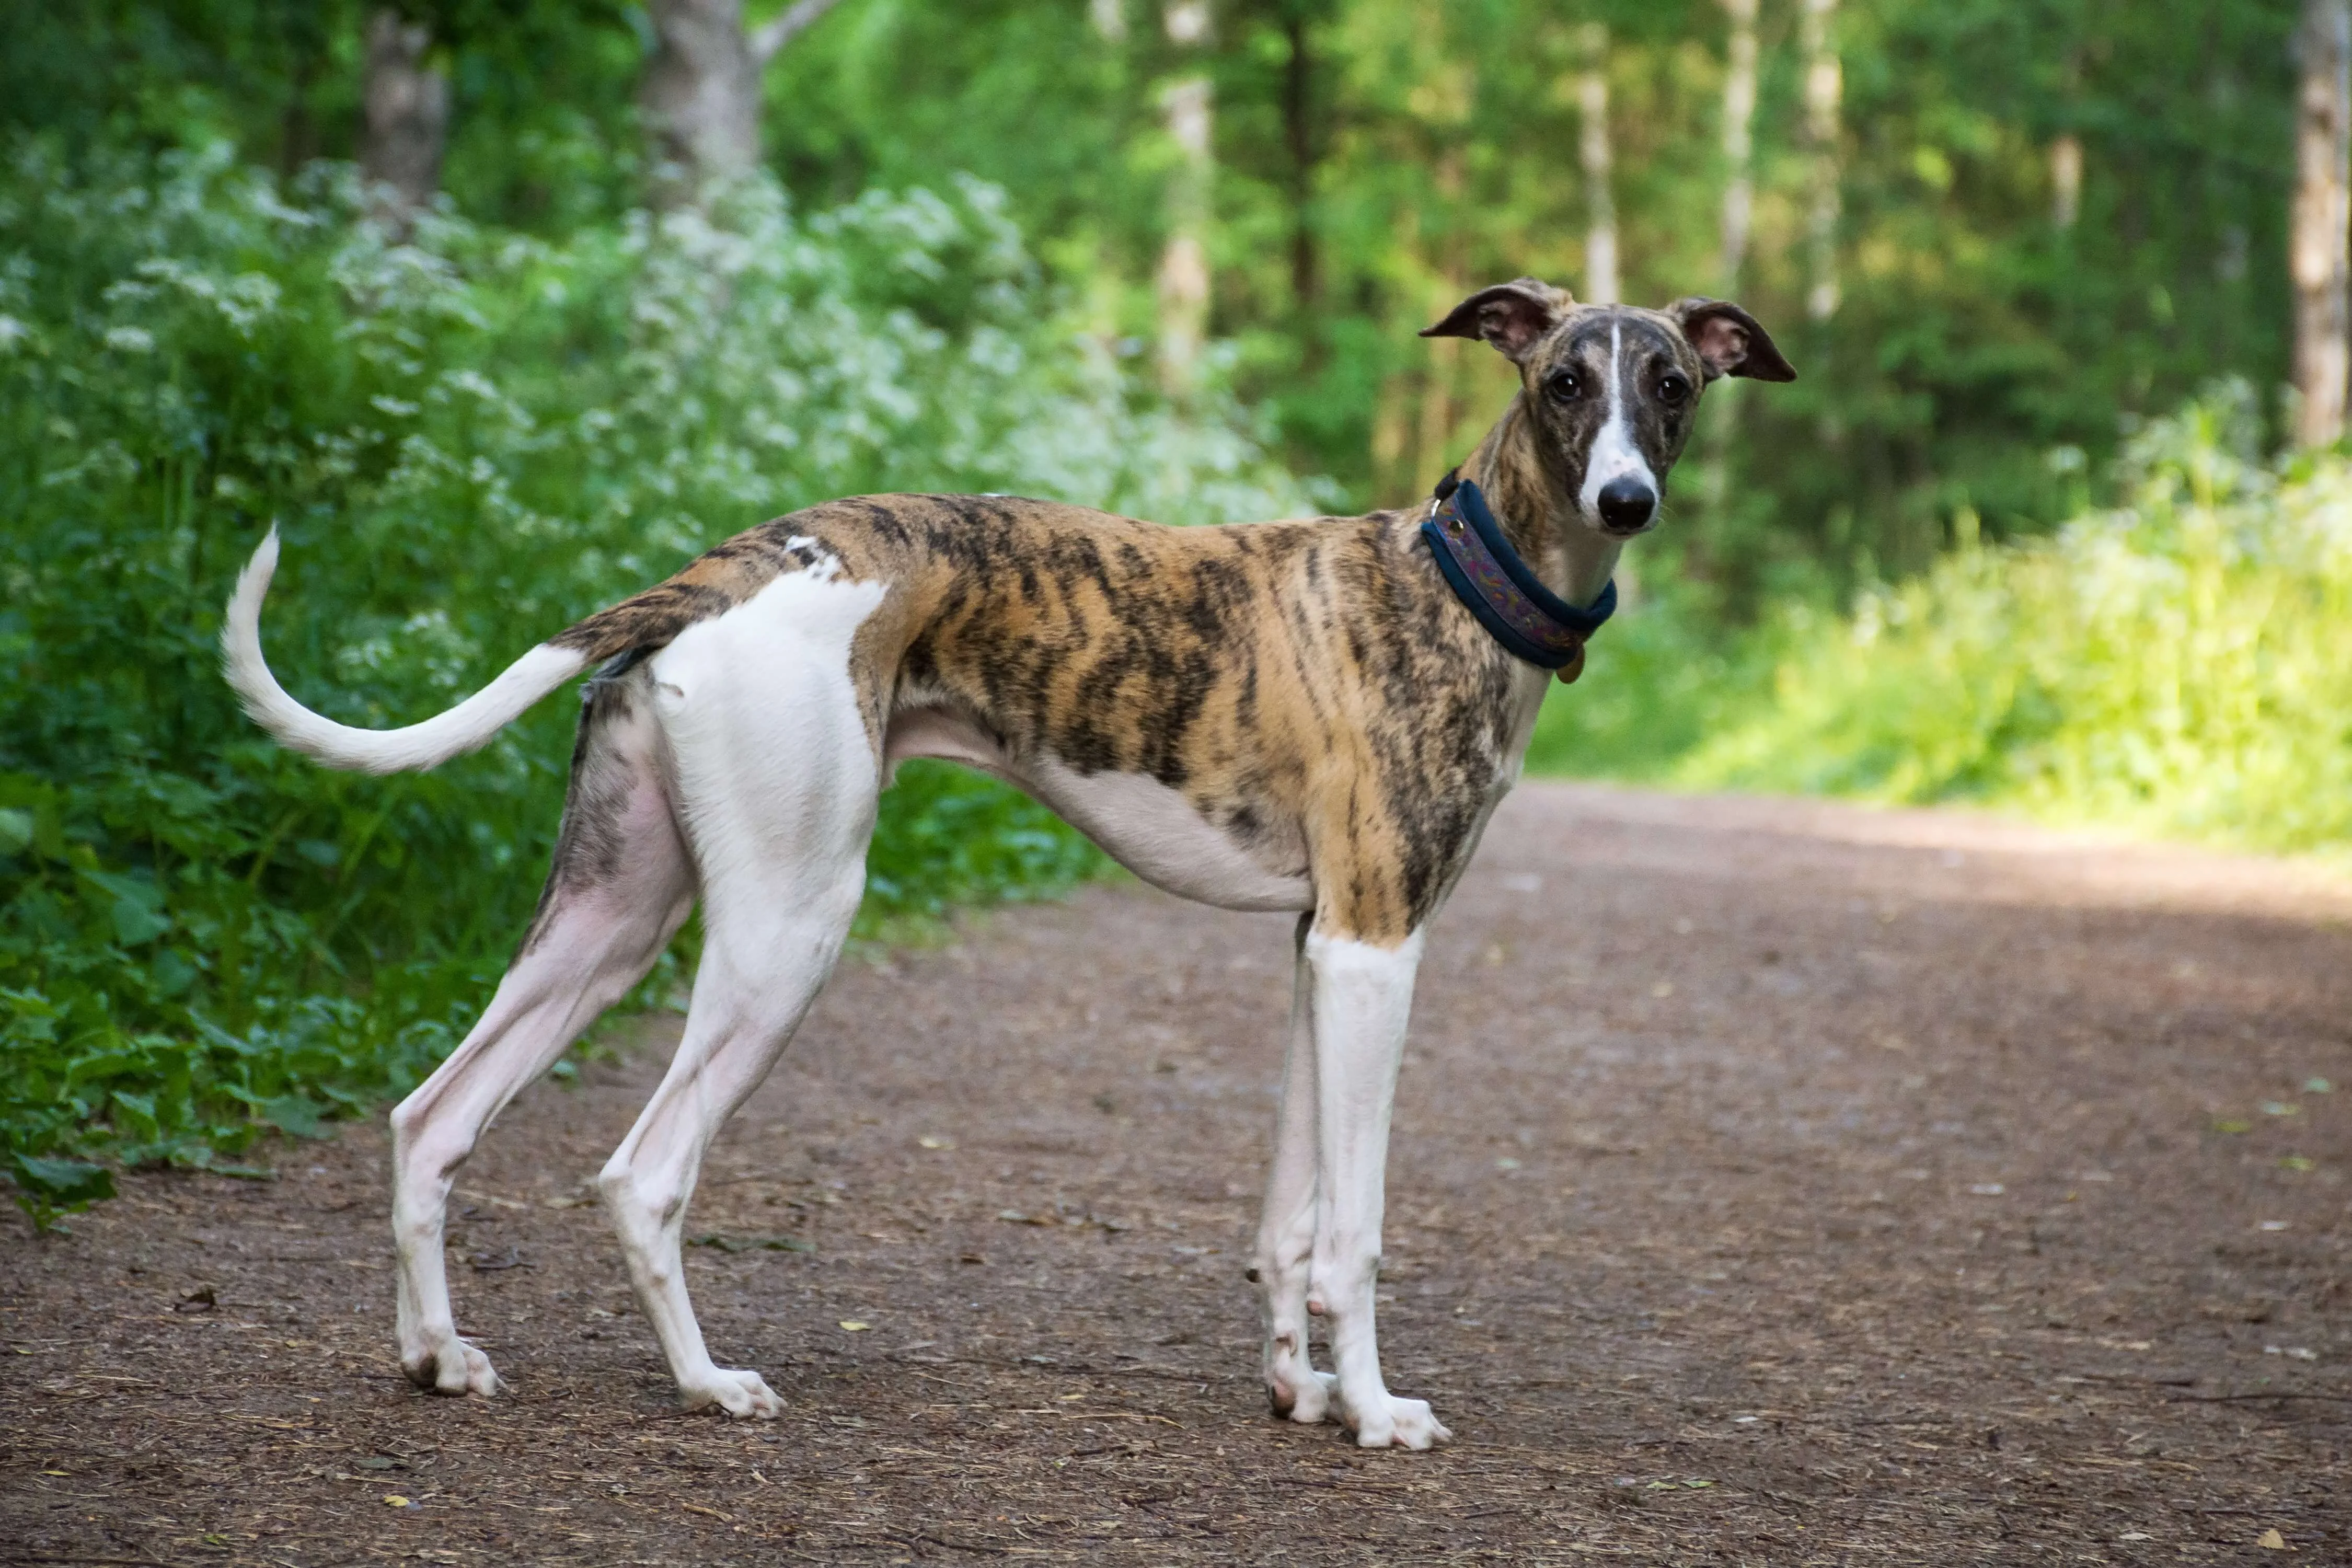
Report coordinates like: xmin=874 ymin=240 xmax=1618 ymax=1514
xmin=5 ymin=0 xmax=2350 ymax=1224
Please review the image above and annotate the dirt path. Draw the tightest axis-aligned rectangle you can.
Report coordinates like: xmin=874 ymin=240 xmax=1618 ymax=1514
xmin=5 ymin=783 xmax=2350 ymax=1566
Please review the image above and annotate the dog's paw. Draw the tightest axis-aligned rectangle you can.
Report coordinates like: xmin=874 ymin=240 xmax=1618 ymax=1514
xmin=1343 ymin=1393 xmax=1452 ymax=1450
xmin=402 ymin=1335 xmax=502 ymax=1398
xmin=1267 ymin=1367 xmax=1339 ymax=1425
xmin=681 ymin=1367 xmax=783 ymax=1420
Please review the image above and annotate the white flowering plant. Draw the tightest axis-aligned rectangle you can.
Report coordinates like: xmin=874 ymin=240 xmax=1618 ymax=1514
xmin=0 ymin=140 xmax=1322 ymax=1224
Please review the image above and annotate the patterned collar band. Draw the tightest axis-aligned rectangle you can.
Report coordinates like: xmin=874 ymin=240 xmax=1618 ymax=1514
xmin=1419 ymin=470 xmax=1617 ymax=680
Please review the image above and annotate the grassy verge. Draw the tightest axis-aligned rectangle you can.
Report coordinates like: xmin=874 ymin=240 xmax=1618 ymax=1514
xmin=1532 ymin=385 xmax=2352 ymax=862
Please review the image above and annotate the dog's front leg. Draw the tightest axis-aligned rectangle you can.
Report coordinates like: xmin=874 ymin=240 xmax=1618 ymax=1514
xmin=1304 ymin=925 xmax=1450 ymax=1449
xmin=1255 ymin=916 xmax=1337 ymax=1423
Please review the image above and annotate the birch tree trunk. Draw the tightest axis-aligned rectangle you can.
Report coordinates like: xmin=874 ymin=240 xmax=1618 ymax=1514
xmin=1576 ymin=22 xmax=1619 ymax=305
xmin=2049 ymin=134 xmax=2082 ymax=229
xmin=2050 ymin=51 xmax=2083 ymax=232
xmin=2293 ymin=0 xmax=2351 ymax=448
xmin=1718 ymin=0 xmax=1760 ymax=291
xmin=1700 ymin=0 xmax=1761 ymax=512
xmin=1800 ymin=0 xmax=1842 ymax=322
xmin=639 ymin=0 xmax=843 ymax=201
xmin=1156 ymin=2 xmax=1215 ymax=396
xmin=360 ymin=9 xmax=447 ymax=235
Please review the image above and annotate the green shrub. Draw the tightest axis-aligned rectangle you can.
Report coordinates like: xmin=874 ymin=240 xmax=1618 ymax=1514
xmin=1639 ymin=384 xmax=2352 ymax=851
xmin=1520 ymin=564 xmax=1794 ymax=783
xmin=0 ymin=139 xmax=1319 ymax=1226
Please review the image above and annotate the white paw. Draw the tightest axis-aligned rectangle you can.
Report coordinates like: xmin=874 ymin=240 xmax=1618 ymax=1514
xmin=681 ymin=1367 xmax=783 ymax=1420
xmin=403 ymin=1335 xmax=502 ymax=1398
xmin=1267 ymin=1367 xmax=1339 ymax=1425
xmin=1343 ymin=1393 xmax=1452 ymax=1450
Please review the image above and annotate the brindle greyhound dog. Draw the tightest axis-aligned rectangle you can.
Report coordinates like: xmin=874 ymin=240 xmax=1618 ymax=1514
xmin=223 ymin=278 xmax=1792 ymax=1449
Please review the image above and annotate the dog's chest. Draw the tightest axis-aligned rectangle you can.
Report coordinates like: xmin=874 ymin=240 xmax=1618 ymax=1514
xmin=884 ymin=705 xmax=1312 ymax=913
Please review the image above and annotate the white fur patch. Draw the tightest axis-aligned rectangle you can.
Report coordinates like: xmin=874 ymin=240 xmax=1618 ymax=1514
xmin=1021 ymin=759 xmax=1313 ymax=912
xmin=781 ymin=535 xmax=845 ymax=582
xmin=882 ymin=703 xmax=1315 ymax=914
xmin=649 ymin=567 xmax=887 ymax=893
xmin=1576 ymin=322 xmax=1657 ymax=523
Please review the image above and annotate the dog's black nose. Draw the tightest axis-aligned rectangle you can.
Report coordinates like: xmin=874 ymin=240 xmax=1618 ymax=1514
xmin=1597 ymin=478 xmax=1656 ymax=534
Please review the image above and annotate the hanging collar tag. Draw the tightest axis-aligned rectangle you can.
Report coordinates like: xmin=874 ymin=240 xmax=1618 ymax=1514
xmin=1420 ymin=470 xmax=1617 ymax=681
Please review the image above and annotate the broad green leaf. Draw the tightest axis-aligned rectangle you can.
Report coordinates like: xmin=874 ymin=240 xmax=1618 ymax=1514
xmin=260 ymin=1095 xmax=327 ymax=1139
xmin=8 ymin=1154 xmax=116 ymax=1206
xmin=111 ymin=898 xmax=172 ymax=947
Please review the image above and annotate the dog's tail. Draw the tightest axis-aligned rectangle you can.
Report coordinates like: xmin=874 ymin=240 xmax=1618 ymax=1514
xmin=222 ymin=527 xmax=594 ymax=776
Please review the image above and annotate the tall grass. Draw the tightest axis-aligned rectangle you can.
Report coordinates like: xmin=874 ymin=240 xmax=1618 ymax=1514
xmin=0 ymin=141 xmax=1321 ymax=1225
xmin=1534 ymin=384 xmax=2352 ymax=855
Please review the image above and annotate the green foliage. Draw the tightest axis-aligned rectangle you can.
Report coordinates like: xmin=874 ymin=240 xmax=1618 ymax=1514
xmin=0 ymin=137 xmax=1317 ymax=1224
xmin=768 ymin=0 xmax=2301 ymax=605
xmin=1520 ymin=572 xmax=1792 ymax=782
xmin=0 ymin=1 xmax=649 ymax=230
xmin=1571 ymin=385 xmax=2352 ymax=854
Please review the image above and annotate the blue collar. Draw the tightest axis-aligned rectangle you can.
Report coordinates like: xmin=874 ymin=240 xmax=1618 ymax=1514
xmin=1419 ymin=471 xmax=1617 ymax=676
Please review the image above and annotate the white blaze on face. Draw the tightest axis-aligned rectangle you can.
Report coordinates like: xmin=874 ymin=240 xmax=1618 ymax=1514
xmin=1576 ymin=322 xmax=1658 ymax=522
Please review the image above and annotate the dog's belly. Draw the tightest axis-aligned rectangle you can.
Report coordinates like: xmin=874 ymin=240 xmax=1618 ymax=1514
xmin=884 ymin=706 xmax=1314 ymax=913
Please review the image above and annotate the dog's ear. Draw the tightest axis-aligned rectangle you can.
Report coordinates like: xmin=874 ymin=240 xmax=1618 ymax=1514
xmin=1422 ymin=278 xmax=1573 ymax=364
xmin=1667 ymin=298 xmax=1796 ymax=383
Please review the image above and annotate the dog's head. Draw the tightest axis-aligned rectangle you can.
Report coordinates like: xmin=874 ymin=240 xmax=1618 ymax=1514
xmin=1422 ymin=279 xmax=1795 ymax=538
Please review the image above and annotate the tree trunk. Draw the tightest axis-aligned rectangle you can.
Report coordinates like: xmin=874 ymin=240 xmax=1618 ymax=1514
xmin=360 ymin=8 xmax=447 ymax=234
xmin=1413 ymin=148 xmax=1467 ymax=492
xmin=1717 ymin=0 xmax=1759 ymax=291
xmin=2049 ymin=134 xmax=2082 ymax=229
xmin=1699 ymin=0 xmax=1762 ymax=520
xmin=279 ymin=7 xmax=329 ymax=179
xmin=2049 ymin=50 xmax=2084 ymax=232
xmin=1576 ymin=22 xmax=1618 ymax=305
xmin=639 ymin=0 xmax=841 ymax=201
xmin=1156 ymin=3 xmax=1215 ymax=396
xmin=640 ymin=0 xmax=761 ymax=197
xmin=1283 ymin=11 xmax=1318 ymax=316
xmin=2293 ymin=0 xmax=2351 ymax=448
xmin=1800 ymin=0 xmax=1842 ymax=321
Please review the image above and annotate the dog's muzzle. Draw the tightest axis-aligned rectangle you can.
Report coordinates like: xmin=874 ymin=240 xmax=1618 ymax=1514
xmin=1596 ymin=478 xmax=1657 ymax=536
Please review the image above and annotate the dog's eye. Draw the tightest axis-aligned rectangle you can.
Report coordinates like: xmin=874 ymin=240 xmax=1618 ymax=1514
xmin=1658 ymin=373 xmax=1691 ymax=405
xmin=1544 ymin=370 xmax=1581 ymax=402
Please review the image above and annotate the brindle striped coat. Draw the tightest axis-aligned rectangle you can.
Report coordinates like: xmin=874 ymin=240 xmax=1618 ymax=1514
xmin=533 ymin=287 xmax=1790 ymax=944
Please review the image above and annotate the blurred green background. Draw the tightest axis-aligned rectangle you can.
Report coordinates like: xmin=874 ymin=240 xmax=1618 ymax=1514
xmin=5 ymin=0 xmax=2348 ymax=1223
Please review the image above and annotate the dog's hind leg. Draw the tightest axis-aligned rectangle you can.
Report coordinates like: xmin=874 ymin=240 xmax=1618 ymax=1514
xmin=595 ymin=567 xmax=884 ymax=1417
xmin=389 ymin=676 xmax=692 ymax=1397
xmin=595 ymin=861 xmax=863 ymax=1416
xmin=1255 ymin=915 xmax=1340 ymax=1424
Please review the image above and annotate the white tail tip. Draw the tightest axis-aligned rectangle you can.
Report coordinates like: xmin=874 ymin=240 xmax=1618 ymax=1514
xmin=220 ymin=529 xmax=587 ymax=775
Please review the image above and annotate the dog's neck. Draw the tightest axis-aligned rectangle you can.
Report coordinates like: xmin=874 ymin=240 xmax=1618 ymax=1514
xmin=1459 ymin=395 xmax=1624 ymax=612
